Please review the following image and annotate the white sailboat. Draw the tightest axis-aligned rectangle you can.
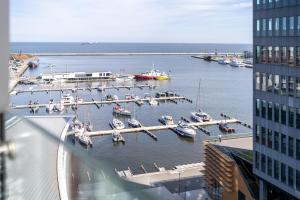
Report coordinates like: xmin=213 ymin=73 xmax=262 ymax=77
xmin=128 ymin=104 xmax=141 ymax=128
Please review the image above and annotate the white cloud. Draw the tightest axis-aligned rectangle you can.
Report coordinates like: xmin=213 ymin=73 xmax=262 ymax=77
xmin=10 ymin=0 xmax=252 ymax=43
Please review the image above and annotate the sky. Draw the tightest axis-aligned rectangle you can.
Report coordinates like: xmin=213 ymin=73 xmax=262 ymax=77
xmin=10 ymin=0 xmax=252 ymax=43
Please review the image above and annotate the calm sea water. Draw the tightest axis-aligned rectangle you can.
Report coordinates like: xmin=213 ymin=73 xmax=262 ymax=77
xmin=11 ymin=43 xmax=252 ymax=173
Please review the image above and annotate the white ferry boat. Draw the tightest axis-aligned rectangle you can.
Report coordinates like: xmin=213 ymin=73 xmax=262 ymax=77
xmin=39 ymin=71 xmax=115 ymax=82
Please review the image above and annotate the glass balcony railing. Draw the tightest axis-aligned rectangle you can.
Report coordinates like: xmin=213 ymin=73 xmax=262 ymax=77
xmin=4 ymin=112 xmax=174 ymax=200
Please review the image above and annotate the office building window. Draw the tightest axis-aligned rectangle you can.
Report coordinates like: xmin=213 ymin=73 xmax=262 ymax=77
xmin=281 ymin=47 xmax=287 ymax=64
xmin=262 ymin=73 xmax=267 ymax=91
xmin=263 ymin=19 xmax=267 ymax=36
xmin=281 ymin=105 xmax=287 ymax=125
xmin=288 ymin=166 xmax=294 ymax=188
xmin=274 ymin=75 xmax=279 ymax=94
xmin=268 ymin=18 xmax=272 ymax=36
xmin=298 ymin=16 xmax=300 ymax=36
xmin=288 ymin=136 xmax=294 ymax=157
xmin=262 ymin=46 xmax=267 ymax=63
xmin=256 ymin=99 xmax=260 ymax=116
xmin=274 ymin=160 xmax=279 ymax=180
xmin=281 ymin=163 xmax=286 ymax=183
xmin=288 ymin=107 xmax=294 ymax=127
xmin=261 ymin=127 xmax=266 ymax=145
xmin=255 ymin=125 xmax=260 ymax=143
xmin=296 ymin=78 xmax=300 ymax=97
xmin=281 ymin=134 xmax=286 ymax=154
xmin=274 ymin=131 xmax=279 ymax=151
xmin=256 ymin=19 xmax=260 ymax=36
xmin=288 ymin=47 xmax=294 ymax=66
xmin=296 ymin=108 xmax=300 ymax=129
xmin=296 ymin=139 xmax=300 ymax=160
xmin=288 ymin=76 xmax=294 ymax=96
xmin=255 ymin=72 xmax=261 ymax=90
xmin=296 ymin=170 xmax=300 ymax=191
xmin=275 ymin=17 xmax=279 ymax=36
xmin=274 ymin=104 xmax=280 ymax=122
xmin=261 ymin=154 xmax=266 ymax=173
xmin=281 ymin=76 xmax=286 ymax=95
xmin=256 ymin=46 xmax=261 ymax=63
xmin=255 ymin=151 xmax=260 ymax=169
xmin=268 ymin=46 xmax=272 ymax=63
xmin=274 ymin=46 xmax=279 ymax=63
xmin=267 ymin=102 xmax=272 ymax=120
xmin=267 ymin=129 xmax=272 ymax=148
xmin=297 ymin=47 xmax=300 ymax=66
xmin=289 ymin=16 xmax=294 ymax=36
xmin=257 ymin=0 xmax=260 ymax=5
xmin=267 ymin=157 xmax=272 ymax=176
xmin=267 ymin=74 xmax=272 ymax=92
xmin=282 ymin=17 xmax=287 ymax=36
xmin=261 ymin=100 xmax=266 ymax=118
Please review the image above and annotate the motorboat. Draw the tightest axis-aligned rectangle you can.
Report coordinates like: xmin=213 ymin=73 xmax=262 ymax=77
xmin=111 ymin=118 xmax=125 ymax=130
xmin=230 ymin=60 xmax=245 ymax=67
xmin=106 ymin=95 xmax=113 ymax=101
xmin=191 ymin=110 xmax=212 ymax=122
xmin=60 ymin=94 xmax=75 ymax=105
xmin=53 ymin=102 xmax=65 ymax=112
xmin=155 ymin=72 xmax=171 ymax=80
xmin=175 ymin=121 xmax=196 ymax=138
xmin=30 ymin=101 xmax=40 ymax=114
xmin=97 ymin=86 xmax=105 ymax=92
xmin=134 ymin=69 xmax=160 ymax=80
xmin=159 ymin=115 xmax=174 ymax=125
xmin=46 ymin=99 xmax=55 ymax=114
xmin=134 ymin=96 xmax=144 ymax=106
xmin=85 ymin=121 xmax=93 ymax=132
xmin=219 ymin=121 xmax=235 ymax=133
xmin=78 ymin=134 xmax=93 ymax=147
xmin=128 ymin=118 xmax=141 ymax=128
xmin=113 ymin=95 xmax=119 ymax=101
xmin=218 ymin=58 xmax=231 ymax=65
xmin=113 ymin=106 xmax=131 ymax=116
xmin=148 ymin=98 xmax=159 ymax=106
xmin=112 ymin=131 xmax=125 ymax=143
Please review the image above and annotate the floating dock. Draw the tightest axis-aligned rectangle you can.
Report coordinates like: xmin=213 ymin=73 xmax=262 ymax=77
xmin=11 ymin=84 xmax=156 ymax=95
xmin=85 ymin=118 xmax=239 ymax=137
xmin=11 ymin=96 xmax=188 ymax=110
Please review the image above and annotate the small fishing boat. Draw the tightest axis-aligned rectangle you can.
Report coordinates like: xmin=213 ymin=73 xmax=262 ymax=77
xmin=112 ymin=131 xmax=125 ymax=143
xmin=148 ymin=98 xmax=159 ymax=106
xmin=219 ymin=121 xmax=235 ymax=133
xmin=159 ymin=115 xmax=174 ymax=125
xmin=46 ymin=99 xmax=55 ymax=114
xmin=111 ymin=118 xmax=125 ymax=130
xmin=113 ymin=106 xmax=131 ymax=116
xmin=175 ymin=121 xmax=196 ymax=138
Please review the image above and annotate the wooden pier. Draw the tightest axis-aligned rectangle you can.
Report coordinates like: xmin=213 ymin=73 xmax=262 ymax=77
xmin=11 ymin=84 xmax=156 ymax=95
xmin=85 ymin=118 xmax=239 ymax=137
xmin=11 ymin=96 xmax=187 ymax=109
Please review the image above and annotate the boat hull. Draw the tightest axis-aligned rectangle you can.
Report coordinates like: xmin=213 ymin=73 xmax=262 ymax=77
xmin=134 ymin=75 xmax=155 ymax=80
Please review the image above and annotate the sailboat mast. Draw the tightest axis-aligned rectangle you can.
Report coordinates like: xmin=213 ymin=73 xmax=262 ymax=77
xmin=195 ymin=79 xmax=201 ymax=110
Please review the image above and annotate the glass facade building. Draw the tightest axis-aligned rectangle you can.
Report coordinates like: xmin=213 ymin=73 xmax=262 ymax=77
xmin=253 ymin=0 xmax=300 ymax=199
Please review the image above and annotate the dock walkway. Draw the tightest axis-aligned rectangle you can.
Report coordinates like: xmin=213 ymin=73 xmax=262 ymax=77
xmin=86 ymin=118 xmax=239 ymax=137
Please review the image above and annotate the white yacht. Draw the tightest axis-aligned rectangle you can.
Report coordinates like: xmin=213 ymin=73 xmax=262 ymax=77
xmin=112 ymin=118 xmax=125 ymax=130
xmin=175 ymin=122 xmax=196 ymax=138
xmin=191 ymin=110 xmax=212 ymax=122
xmin=78 ymin=134 xmax=93 ymax=147
xmin=148 ymin=98 xmax=159 ymax=106
xmin=218 ymin=58 xmax=230 ymax=65
xmin=159 ymin=115 xmax=174 ymax=125
xmin=112 ymin=95 xmax=119 ymax=101
xmin=230 ymin=60 xmax=245 ymax=67
xmin=113 ymin=106 xmax=131 ymax=116
xmin=112 ymin=131 xmax=125 ymax=143
xmin=128 ymin=118 xmax=141 ymax=128
xmin=60 ymin=94 xmax=75 ymax=104
xmin=135 ymin=96 xmax=144 ymax=106
xmin=46 ymin=99 xmax=55 ymax=114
